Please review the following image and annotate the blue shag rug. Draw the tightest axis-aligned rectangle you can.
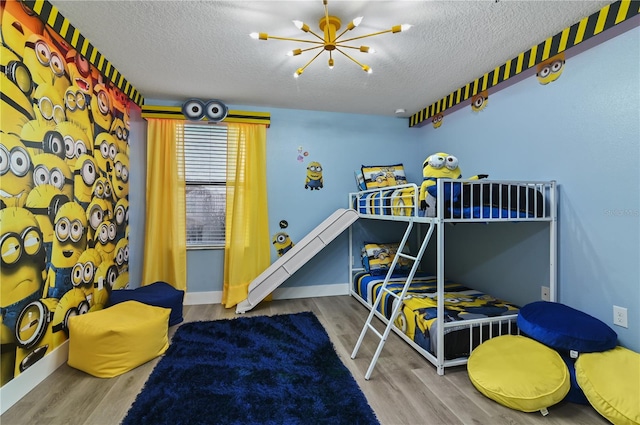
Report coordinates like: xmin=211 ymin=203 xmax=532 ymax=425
xmin=122 ymin=311 xmax=379 ymax=425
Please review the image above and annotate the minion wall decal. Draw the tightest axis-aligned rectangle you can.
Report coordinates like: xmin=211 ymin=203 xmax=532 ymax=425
xmin=304 ymin=161 xmax=323 ymax=190
xmin=536 ymin=53 xmax=565 ymax=85
xmin=432 ymin=113 xmax=444 ymax=129
xmin=0 ymin=1 xmax=131 ymax=386
xmin=471 ymin=91 xmax=489 ymax=112
xmin=272 ymin=220 xmax=295 ymax=257
xmin=272 ymin=232 xmax=295 ymax=257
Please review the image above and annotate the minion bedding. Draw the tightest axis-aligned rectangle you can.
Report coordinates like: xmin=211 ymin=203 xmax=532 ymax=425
xmin=353 ymin=272 xmax=520 ymax=359
xmin=352 ymin=181 xmax=545 ymax=219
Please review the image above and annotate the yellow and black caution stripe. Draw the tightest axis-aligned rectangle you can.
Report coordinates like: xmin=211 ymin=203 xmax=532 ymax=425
xmin=25 ymin=0 xmax=144 ymax=106
xmin=141 ymin=105 xmax=271 ymax=127
xmin=409 ymin=0 xmax=639 ymax=127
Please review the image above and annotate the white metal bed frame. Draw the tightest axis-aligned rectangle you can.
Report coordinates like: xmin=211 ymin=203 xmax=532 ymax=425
xmin=348 ymin=178 xmax=557 ymax=378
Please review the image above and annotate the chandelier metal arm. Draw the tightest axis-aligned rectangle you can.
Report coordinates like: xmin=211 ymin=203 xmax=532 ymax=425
xmin=335 ymin=47 xmax=369 ymax=71
xmin=266 ymin=35 xmax=324 ymax=45
xmin=305 ymin=29 xmax=326 ymax=42
xmin=299 ymin=45 xmax=324 ymax=54
xmin=298 ymin=49 xmax=326 ymax=74
xmin=337 ymin=29 xmax=394 ymax=44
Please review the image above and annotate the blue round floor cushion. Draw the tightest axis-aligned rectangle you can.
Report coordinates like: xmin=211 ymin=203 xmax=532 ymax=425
xmin=517 ymin=301 xmax=617 ymax=354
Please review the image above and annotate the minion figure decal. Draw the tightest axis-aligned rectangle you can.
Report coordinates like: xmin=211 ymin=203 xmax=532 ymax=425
xmin=19 ymin=119 xmax=65 ymax=159
xmin=304 ymin=161 xmax=323 ymax=190
xmin=536 ymin=53 xmax=565 ymax=85
xmin=92 ymin=220 xmax=117 ymax=261
xmin=72 ymin=154 xmax=99 ymax=208
xmin=272 ymin=232 xmax=295 ymax=257
xmin=471 ymin=91 xmax=489 ymax=112
xmin=0 ymin=132 xmax=34 ymax=208
xmin=93 ymin=132 xmax=118 ymax=178
xmin=0 ymin=45 xmax=36 ymax=135
xmin=71 ymin=248 xmax=104 ymax=306
xmin=23 ymin=185 xmax=69 ymax=264
xmin=31 ymin=152 xmax=74 ymax=202
xmin=432 ymin=113 xmax=444 ymax=129
xmin=44 ymin=202 xmax=88 ymax=299
xmin=0 ymin=2 xmax=132 ymax=387
xmin=0 ymin=207 xmax=46 ymax=385
xmin=114 ymin=198 xmax=129 ymax=240
xmin=13 ymin=296 xmax=67 ymax=377
xmin=111 ymin=152 xmax=129 ymax=200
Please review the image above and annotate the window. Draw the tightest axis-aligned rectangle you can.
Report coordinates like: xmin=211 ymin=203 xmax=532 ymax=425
xmin=184 ymin=123 xmax=226 ymax=247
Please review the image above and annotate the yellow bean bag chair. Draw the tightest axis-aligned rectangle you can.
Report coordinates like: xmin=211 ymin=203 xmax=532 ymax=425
xmin=67 ymin=300 xmax=170 ymax=378
xmin=576 ymin=346 xmax=640 ymax=425
xmin=468 ymin=335 xmax=570 ymax=414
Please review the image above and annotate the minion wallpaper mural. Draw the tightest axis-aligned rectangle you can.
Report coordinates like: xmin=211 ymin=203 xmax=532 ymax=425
xmin=0 ymin=0 xmax=133 ymax=387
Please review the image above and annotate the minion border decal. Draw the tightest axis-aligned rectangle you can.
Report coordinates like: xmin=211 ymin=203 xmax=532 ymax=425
xmin=409 ymin=0 xmax=639 ymax=127
xmin=22 ymin=0 xmax=143 ymax=106
xmin=140 ymin=105 xmax=271 ymax=127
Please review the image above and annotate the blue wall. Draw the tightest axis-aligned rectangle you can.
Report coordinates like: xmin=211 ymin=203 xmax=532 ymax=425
xmin=413 ymin=27 xmax=639 ymax=351
xmin=135 ymin=25 xmax=638 ymax=351
xmin=179 ymin=107 xmax=424 ymax=293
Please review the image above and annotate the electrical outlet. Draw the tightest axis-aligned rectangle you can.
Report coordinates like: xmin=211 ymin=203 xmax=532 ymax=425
xmin=541 ymin=286 xmax=550 ymax=301
xmin=613 ymin=305 xmax=628 ymax=328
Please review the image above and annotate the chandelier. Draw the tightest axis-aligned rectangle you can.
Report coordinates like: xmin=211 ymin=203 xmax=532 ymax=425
xmin=250 ymin=0 xmax=411 ymax=78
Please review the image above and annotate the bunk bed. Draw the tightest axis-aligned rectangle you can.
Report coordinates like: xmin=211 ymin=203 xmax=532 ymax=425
xmin=348 ymin=178 xmax=557 ymax=378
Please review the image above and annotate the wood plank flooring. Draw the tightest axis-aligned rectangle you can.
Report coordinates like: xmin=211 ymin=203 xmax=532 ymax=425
xmin=1 ymin=295 xmax=609 ymax=425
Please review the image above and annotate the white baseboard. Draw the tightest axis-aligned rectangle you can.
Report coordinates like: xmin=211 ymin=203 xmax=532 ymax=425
xmin=273 ymin=282 xmax=349 ymax=299
xmin=1 ymin=341 xmax=69 ymax=415
xmin=184 ymin=291 xmax=222 ymax=305
xmin=183 ymin=283 xmax=349 ymax=306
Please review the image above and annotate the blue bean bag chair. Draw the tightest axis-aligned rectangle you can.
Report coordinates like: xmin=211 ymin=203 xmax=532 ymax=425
xmin=517 ymin=301 xmax=617 ymax=354
xmin=107 ymin=281 xmax=184 ymax=326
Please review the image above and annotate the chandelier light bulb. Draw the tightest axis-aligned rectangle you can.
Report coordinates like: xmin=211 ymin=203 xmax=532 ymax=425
xmin=293 ymin=20 xmax=310 ymax=32
xmin=353 ymin=16 xmax=363 ymax=27
xmin=287 ymin=49 xmax=303 ymax=56
xmin=401 ymin=24 xmax=412 ymax=32
xmin=328 ymin=58 xmax=334 ymax=69
xmin=249 ymin=32 xmax=259 ymax=39
xmin=362 ymin=65 xmax=372 ymax=73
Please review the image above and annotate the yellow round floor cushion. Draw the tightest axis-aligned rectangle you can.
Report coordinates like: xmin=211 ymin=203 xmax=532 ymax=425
xmin=468 ymin=335 xmax=570 ymax=413
xmin=575 ymin=346 xmax=640 ymax=425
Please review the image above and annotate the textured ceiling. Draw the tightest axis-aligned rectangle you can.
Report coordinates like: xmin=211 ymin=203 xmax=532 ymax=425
xmin=49 ymin=0 xmax=612 ymax=117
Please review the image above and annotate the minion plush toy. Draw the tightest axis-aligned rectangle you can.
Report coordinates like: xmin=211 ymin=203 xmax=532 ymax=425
xmin=418 ymin=153 xmax=487 ymax=212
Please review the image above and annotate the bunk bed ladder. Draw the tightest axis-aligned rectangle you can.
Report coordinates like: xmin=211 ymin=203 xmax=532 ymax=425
xmin=351 ymin=220 xmax=435 ymax=380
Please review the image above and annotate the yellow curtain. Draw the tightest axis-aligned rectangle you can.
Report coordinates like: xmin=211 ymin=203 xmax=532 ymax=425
xmin=223 ymin=123 xmax=270 ymax=308
xmin=142 ymin=119 xmax=187 ymax=290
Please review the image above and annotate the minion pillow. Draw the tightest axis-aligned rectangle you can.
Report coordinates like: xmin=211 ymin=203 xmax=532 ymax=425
xmin=361 ymin=164 xmax=407 ymax=189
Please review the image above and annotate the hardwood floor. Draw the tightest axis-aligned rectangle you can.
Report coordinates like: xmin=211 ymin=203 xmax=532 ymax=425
xmin=1 ymin=295 xmax=608 ymax=425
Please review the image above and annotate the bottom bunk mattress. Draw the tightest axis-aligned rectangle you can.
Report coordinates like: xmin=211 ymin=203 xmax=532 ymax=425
xmin=353 ymin=272 xmax=520 ymax=360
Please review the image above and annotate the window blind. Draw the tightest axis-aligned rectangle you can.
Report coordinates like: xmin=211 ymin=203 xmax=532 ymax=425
xmin=184 ymin=124 xmax=226 ymax=247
